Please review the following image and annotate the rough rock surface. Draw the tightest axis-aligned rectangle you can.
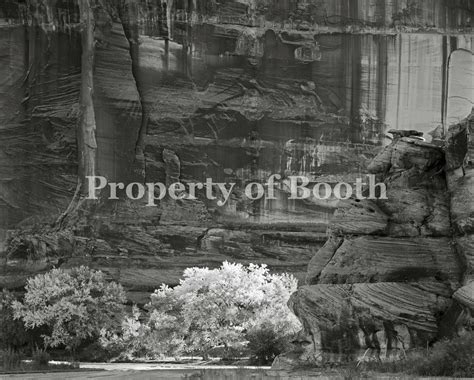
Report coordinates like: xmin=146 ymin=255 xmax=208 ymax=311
xmin=289 ymin=282 xmax=453 ymax=362
xmin=317 ymin=236 xmax=460 ymax=284
xmin=0 ymin=1 xmax=473 ymax=303
xmin=446 ymin=114 xmax=474 ymax=322
xmin=276 ymin=124 xmax=474 ymax=366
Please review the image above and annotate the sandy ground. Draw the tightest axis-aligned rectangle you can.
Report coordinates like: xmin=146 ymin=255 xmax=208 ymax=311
xmin=0 ymin=364 xmax=347 ymax=380
xmin=2 ymin=363 xmax=460 ymax=379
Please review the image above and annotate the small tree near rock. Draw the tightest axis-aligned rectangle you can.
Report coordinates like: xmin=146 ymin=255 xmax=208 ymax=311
xmin=12 ymin=266 xmax=126 ymax=355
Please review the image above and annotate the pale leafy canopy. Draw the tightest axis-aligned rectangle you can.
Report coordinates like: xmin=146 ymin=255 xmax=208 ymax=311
xmin=100 ymin=262 xmax=300 ymax=359
xmin=146 ymin=261 xmax=301 ymax=356
xmin=12 ymin=266 xmax=126 ymax=351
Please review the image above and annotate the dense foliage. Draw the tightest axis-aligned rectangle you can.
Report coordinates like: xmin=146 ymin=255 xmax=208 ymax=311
xmin=100 ymin=262 xmax=301 ymax=362
xmin=0 ymin=290 xmax=29 ymax=350
xmin=12 ymin=266 xmax=126 ymax=352
xmin=405 ymin=332 xmax=474 ymax=377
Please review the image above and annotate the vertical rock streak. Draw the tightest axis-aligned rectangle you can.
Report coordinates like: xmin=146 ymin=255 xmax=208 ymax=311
xmin=78 ymin=0 xmax=97 ymax=189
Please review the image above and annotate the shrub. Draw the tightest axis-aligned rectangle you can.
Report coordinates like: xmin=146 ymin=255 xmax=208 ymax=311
xmin=0 ymin=348 xmax=22 ymax=370
xmin=32 ymin=346 xmax=50 ymax=367
xmin=12 ymin=266 xmax=127 ymax=354
xmin=364 ymin=331 xmax=474 ymax=377
xmin=408 ymin=332 xmax=474 ymax=377
xmin=246 ymin=325 xmax=292 ymax=365
xmin=76 ymin=341 xmax=121 ymax=362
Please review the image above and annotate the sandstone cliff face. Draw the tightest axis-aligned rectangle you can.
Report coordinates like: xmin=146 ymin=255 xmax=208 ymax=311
xmin=0 ymin=1 xmax=473 ymax=304
xmin=447 ymin=115 xmax=474 ymax=318
xmin=275 ymin=119 xmax=474 ymax=366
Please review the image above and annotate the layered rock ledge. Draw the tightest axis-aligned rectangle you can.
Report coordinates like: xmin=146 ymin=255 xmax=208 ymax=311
xmin=275 ymin=121 xmax=474 ymax=367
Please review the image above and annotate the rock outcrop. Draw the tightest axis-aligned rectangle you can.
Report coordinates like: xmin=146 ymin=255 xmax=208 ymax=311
xmin=276 ymin=124 xmax=474 ymax=366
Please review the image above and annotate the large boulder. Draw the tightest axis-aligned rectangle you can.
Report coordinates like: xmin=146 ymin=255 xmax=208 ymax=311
xmin=289 ymin=282 xmax=453 ymax=363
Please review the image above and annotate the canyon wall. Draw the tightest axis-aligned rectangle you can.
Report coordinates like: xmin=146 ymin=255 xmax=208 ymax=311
xmin=0 ymin=1 xmax=473 ymax=305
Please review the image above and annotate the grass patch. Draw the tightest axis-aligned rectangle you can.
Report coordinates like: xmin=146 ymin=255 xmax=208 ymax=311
xmin=362 ymin=332 xmax=474 ymax=377
xmin=0 ymin=348 xmax=79 ymax=373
